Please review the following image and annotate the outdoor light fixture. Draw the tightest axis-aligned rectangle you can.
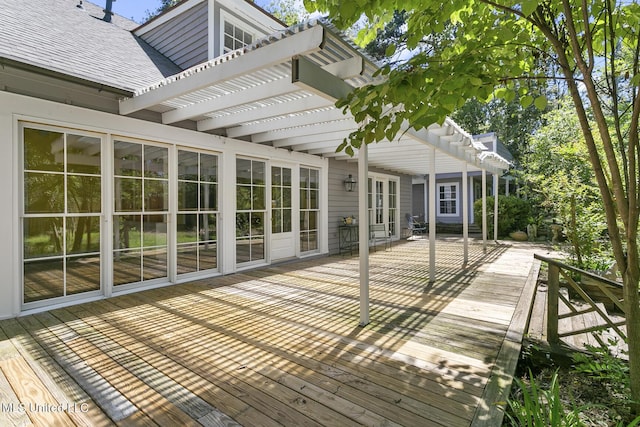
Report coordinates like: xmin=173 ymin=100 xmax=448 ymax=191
xmin=344 ymin=174 xmax=356 ymax=192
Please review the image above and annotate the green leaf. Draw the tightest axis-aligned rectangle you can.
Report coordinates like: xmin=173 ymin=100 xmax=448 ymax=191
xmin=631 ymin=73 xmax=640 ymax=86
xmin=521 ymin=95 xmax=534 ymax=108
xmin=345 ymin=145 xmax=354 ymax=157
xmin=385 ymin=44 xmax=397 ymax=57
xmin=521 ymin=0 xmax=540 ymax=17
xmin=534 ymin=95 xmax=547 ymax=110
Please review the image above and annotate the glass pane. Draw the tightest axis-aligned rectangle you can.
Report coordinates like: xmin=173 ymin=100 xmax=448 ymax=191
xmin=237 ymin=185 xmax=251 ymax=210
xmin=251 ymin=240 xmax=264 ymax=261
xmin=308 ymin=231 xmax=318 ymax=250
xmin=236 ymin=159 xmax=251 ymax=184
xmin=66 ymin=255 xmax=100 ymax=295
xmin=251 ymin=212 xmax=264 ymax=236
xmin=252 ymin=186 xmax=265 ymax=210
xmin=300 ymin=168 xmax=309 ymax=188
xmin=66 ymin=216 xmax=100 ymax=254
xmin=309 ymin=169 xmax=319 ymax=189
xmin=144 ymin=145 xmax=168 ymax=178
xmin=199 ymin=243 xmax=217 ymax=270
xmin=113 ymin=215 xmax=141 ymax=250
xmin=271 ymin=167 xmax=281 ymax=186
xmin=144 ymin=180 xmax=168 ymax=212
xmin=243 ymin=32 xmax=252 ymax=45
xmin=177 ymin=214 xmax=198 ymax=243
xmin=236 ymin=238 xmax=251 ymax=263
xmin=309 ymin=211 xmax=317 ymax=230
xmin=24 ymin=258 xmax=64 ymax=302
xmin=67 ymin=134 xmax=101 ymax=174
xmin=309 ymin=189 xmax=318 ymax=210
xmin=113 ymin=250 xmax=141 ymax=285
xmin=143 ymin=249 xmax=166 ymax=280
xmin=177 ymin=244 xmax=198 ymax=274
xmin=23 ymin=128 xmax=64 ymax=172
xmin=114 ymin=141 xmax=142 ymax=176
xmin=178 ymin=181 xmax=198 ymax=211
xmin=200 ymin=183 xmax=217 ymax=211
xmin=199 ymin=214 xmax=217 ymax=241
xmin=67 ymin=175 xmax=101 ymax=213
xmin=252 ymin=161 xmax=265 ymax=185
xmin=300 ymin=211 xmax=309 ymax=232
xmin=24 ymin=172 xmax=64 ymax=213
xmin=272 ymin=209 xmax=282 ymax=234
xmin=200 ymin=154 xmax=217 ymax=183
xmin=300 ymin=232 xmax=309 ymax=252
xmin=236 ymin=212 xmax=250 ymax=238
xmin=283 ymin=209 xmax=292 ymax=232
xmin=282 ymin=188 xmax=291 ymax=208
xmin=114 ymin=178 xmax=142 ymax=212
xmin=282 ymin=168 xmax=291 ymax=186
xmin=143 ymin=215 xmax=167 ymax=248
xmin=24 ymin=217 xmax=63 ymax=258
xmin=178 ymin=150 xmax=198 ymax=181
xmin=272 ymin=187 xmax=281 ymax=208
xmin=300 ymin=189 xmax=307 ymax=209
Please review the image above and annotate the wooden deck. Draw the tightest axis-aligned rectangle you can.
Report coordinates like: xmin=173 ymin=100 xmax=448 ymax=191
xmin=0 ymin=238 xmax=541 ymax=427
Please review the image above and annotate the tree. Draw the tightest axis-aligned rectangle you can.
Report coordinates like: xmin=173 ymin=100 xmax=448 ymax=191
xmin=305 ymin=0 xmax=640 ymax=414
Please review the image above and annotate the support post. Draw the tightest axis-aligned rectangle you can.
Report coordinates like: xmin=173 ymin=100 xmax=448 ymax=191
xmin=428 ymin=148 xmax=436 ymax=282
xmin=462 ymin=161 xmax=468 ymax=264
xmin=547 ymin=264 xmax=560 ymax=344
xmin=481 ymin=169 xmax=487 ymax=252
xmin=358 ymin=143 xmax=369 ymax=326
xmin=493 ymin=173 xmax=499 ymax=242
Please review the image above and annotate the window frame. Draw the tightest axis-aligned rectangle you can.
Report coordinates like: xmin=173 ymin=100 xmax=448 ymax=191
xmin=220 ymin=10 xmax=255 ymax=55
xmin=437 ymin=182 xmax=459 ymax=217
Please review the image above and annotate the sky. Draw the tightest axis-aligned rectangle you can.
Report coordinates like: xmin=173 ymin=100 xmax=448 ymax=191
xmin=111 ymin=0 xmax=270 ymax=24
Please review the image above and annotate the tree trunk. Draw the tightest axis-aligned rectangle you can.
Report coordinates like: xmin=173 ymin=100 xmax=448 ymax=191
xmin=625 ymin=260 xmax=640 ymax=416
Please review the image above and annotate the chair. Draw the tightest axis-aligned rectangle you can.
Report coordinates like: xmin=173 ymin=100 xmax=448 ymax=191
xmin=406 ymin=213 xmax=426 ymax=237
xmin=369 ymin=224 xmax=391 ymax=251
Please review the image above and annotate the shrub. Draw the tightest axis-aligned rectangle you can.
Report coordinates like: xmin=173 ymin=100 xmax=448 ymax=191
xmin=473 ymin=195 xmax=532 ymax=238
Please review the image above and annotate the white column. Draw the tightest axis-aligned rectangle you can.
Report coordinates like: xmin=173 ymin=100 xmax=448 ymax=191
xmin=428 ymin=148 xmax=436 ymax=283
xmin=462 ymin=162 xmax=468 ymax=264
xmin=358 ymin=143 xmax=369 ymax=326
xmin=482 ymin=169 xmax=487 ymax=252
xmin=505 ymin=176 xmax=510 ymax=196
xmin=493 ymin=173 xmax=499 ymax=242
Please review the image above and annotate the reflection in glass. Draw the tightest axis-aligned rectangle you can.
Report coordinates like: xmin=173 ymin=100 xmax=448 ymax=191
xmin=177 ymin=244 xmax=198 ymax=274
xmin=23 ymin=128 xmax=64 ymax=172
xmin=66 ymin=216 xmax=100 ymax=254
xmin=199 ymin=243 xmax=217 ymax=270
xmin=236 ymin=238 xmax=251 ymax=263
xmin=252 ymin=161 xmax=265 ymax=185
xmin=199 ymin=214 xmax=217 ymax=241
xmin=66 ymin=255 xmax=100 ymax=294
xmin=114 ymin=178 xmax=142 ymax=212
xmin=144 ymin=145 xmax=168 ymax=178
xmin=143 ymin=215 xmax=167 ymax=248
xmin=67 ymin=175 xmax=101 ymax=213
xmin=200 ymin=183 xmax=217 ymax=210
xmin=113 ymin=249 xmax=141 ymax=285
xmin=143 ymin=249 xmax=167 ymax=280
xmin=251 ymin=212 xmax=264 ymax=236
xmin=177 ymin=214 xmax=198 ymax=243
xmin=237 ymin=186 xmax=251 ymax=210
xmin=236 ymin=212 xmax=250 ymax=237
xmin=23 ymin=259 xmax=64 ymax=302
xmin=144 ymin=180 xmax=168 ymax=212
xmin=236 ymin=159 xmax=251 ymax=184
xmin=252 ymin=185 xmax=265 ymax=210
xmin=24 ymin=217 xmax=63 ymax=259
xmin=200 ymin=154 xmax=217 ymax=182
xmin=113 ymin=215 xmax=141 ymax=250
xmin=24 ymin=172 xmax=64 ymax=214
xmin=67 ymin=134 xmax=101 ymax=174
xmin=178 ymin=150 xmax=198 ymax=180
xmin=114 ymin=141 xmax=142 ymax=176
xmin=178 ymin=182 xmax=198 ymax=211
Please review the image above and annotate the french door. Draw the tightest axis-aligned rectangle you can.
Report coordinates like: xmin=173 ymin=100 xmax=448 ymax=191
xmin=367 ymin=175 xmax=399 ymax=238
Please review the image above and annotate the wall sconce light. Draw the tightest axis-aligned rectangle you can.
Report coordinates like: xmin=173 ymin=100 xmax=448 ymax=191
xmin=344 ymin=174 xmax=356 ymax=192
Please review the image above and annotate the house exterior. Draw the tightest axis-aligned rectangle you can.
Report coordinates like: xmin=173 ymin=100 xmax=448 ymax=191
xmin=0 ymin=0 xmax=509 ymax=319
xmin=411 ymin=132 xmax=514 ymax=230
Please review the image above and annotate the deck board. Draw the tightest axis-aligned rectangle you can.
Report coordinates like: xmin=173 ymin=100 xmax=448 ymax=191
xmin=0 ymin=239 xmax=541 ymax=426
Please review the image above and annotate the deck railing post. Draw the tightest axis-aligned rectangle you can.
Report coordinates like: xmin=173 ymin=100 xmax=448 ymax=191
xmin=547 ymin=263 xmax=560 ymax=344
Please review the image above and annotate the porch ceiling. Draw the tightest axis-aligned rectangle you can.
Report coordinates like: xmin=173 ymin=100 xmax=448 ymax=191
xmin=119 ymin=20 xmax=510 ymax=176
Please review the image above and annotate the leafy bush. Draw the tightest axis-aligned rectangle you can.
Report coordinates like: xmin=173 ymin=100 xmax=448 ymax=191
xmin=473 ymin=195 xmax=532 ymax=238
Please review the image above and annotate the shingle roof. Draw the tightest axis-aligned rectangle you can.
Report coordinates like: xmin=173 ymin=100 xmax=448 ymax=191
xmin=0 ymin=0 xmax=182 ymax=92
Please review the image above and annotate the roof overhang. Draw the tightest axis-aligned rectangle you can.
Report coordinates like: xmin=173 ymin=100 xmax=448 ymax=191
xmin=119 ymin=20 xmax=510 ymax=175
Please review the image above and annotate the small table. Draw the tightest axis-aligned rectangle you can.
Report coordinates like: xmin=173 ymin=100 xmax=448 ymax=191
xmin=338 ymin=224 xmax=359 ymax=255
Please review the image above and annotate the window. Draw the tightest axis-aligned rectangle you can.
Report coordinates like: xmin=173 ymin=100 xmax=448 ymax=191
xmin=271 ymin=166 xmax=292 ymax=234
xmin=113 ymin=141 xmax=169 ymax=285
xmin=388 ymin=180 xmax=397 ymax=235
xmin=438 ymin=183 xmax=458 ymax=216
xmin=223 ymin=18 xmax=253 ymax=54
xmin=300 ymin=167 xmax=319 ymax=252
xmin=177 ymin=150 xmax=218 ymax=274
xmin=22 ymin=125 xmax=102 ymax=303
xmin=236 ymin=158 xmax=265 ymax=264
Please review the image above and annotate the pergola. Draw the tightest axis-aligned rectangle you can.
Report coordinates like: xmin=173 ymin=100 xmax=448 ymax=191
xmin=119 ymin=19 xmax=511 ymax=325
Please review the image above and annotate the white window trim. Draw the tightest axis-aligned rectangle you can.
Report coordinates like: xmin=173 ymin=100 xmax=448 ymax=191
xmin=437 ymin=182 xmax=459 ymax=217
xmin=219 ymin=9 xmax=256 ymax=55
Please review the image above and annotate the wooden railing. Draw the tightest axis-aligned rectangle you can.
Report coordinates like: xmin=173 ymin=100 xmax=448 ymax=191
xmin=534 ymin=254 xmax=628 ymax=349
